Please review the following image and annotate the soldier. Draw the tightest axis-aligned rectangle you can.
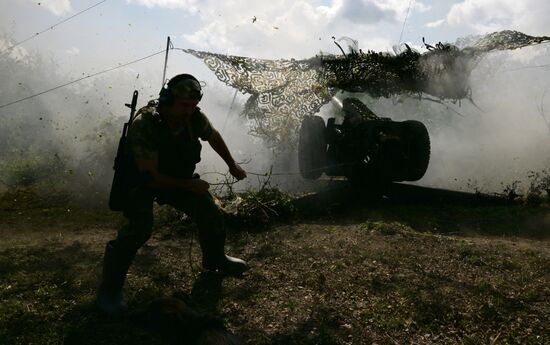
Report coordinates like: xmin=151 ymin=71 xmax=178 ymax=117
xmin=97 ymin=74 xmax=248 ymax=315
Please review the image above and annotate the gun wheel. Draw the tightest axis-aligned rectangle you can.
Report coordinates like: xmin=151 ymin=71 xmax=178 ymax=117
xmin=402 ymin=120 xmax=430 ymax=181
xmin=299 ymin=115 xmax=327 ymax=179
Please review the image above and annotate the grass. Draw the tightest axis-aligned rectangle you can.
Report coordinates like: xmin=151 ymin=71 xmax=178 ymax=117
xmin=0 ymin=190 xmax=548 ymax=344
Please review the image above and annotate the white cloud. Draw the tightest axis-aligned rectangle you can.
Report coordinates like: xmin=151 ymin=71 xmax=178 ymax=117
xmin=183 ymin=0 xmax=342 ymax=57
xmin=412 ymin=1 xmax=431 ymax=13
xmin=340 ymin=0 xmax=431 ymax=23
xmin=183 ymin=20 xmax=237 ymax=53
xmin=0 ymin=37 xmax=30 ymax=62
xmin=36 ymin=0 xmax=72 ymax=16
xmin=425 ymin=18 xmax=445 ymax=28
xmin=125 ymin=0 xmax=198 ymax=12
xmin=65 ymin=46 xmax=80 ymax=55
xmin=179 ymin=0 xmax=430 ymax=58
xmin=339 ymin=0 xmax=397 ymax=24
xmin=446 ymin=0 xmax=550 ymax=35
xmin=122 ymin=0 xmax=431 ymax=57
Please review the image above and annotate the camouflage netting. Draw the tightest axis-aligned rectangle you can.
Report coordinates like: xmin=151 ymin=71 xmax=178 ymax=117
xmin=183 ymin=50 xmax=330 ymax=144
xmin=184 ymin=30 xmax=550 ymax=145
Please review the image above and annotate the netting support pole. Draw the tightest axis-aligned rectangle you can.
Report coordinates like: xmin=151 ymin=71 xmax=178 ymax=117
xmin=161 ymin=36 xmax=171 ymax=88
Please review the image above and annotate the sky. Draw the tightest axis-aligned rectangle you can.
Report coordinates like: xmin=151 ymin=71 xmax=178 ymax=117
xmin=3 ymin=0 xmax=550 ymax=86
xmin=1 ymin=0 xmax=550 ymax=194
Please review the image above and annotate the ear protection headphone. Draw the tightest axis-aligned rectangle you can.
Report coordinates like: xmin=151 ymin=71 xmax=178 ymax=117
xmin=158 ymin=74 xmax=203 ymax=105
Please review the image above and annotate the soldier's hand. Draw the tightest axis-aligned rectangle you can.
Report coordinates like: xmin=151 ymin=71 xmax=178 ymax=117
xmin=189 ymin=178 xmax=210 ymax=194
xmin=229 ymin=163 xmax=247 ymax=180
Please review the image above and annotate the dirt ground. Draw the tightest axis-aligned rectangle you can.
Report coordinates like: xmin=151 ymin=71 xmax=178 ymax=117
xmin=0 ymin=193 xmax=549 ymax=345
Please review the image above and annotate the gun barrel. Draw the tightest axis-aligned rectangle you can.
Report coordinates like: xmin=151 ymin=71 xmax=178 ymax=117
xmin=331 ymin=96 xmax=343 ymax=110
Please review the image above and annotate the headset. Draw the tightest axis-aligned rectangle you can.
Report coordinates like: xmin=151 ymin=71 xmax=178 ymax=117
xmin=158 ymin=74 xmax=203 ymax=105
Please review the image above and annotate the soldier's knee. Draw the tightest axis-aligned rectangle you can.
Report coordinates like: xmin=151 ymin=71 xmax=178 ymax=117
xmin=116 ymin=218 xmax=154 ymax=251
xmin=133 ymin=234 xmax=150 ymax=249
xmin=134 ymin=221 xmax=154 ymax=248
xmin=196 ymin=195 xmax=224 ymax=228
xmin=209 ymin=208 xmax=224 ymax=228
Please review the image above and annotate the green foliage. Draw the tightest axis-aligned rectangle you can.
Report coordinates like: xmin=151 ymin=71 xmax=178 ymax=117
xmin=0 ymin=33 xmax=138 ymax=207
xmin=0 ymin=154 xmax=65 ymax=188
xmin=223 ymin=187 xmax=297 ymax=229
xmin=0 ymin=153 xmax=74 ymax=208
xmin=524 ymin=170 xmax=550 ymax=205
xmin=500 ymin=180 xmax=521 ymax=201
xmin=360 ymin=220 xmax=414 ymax=236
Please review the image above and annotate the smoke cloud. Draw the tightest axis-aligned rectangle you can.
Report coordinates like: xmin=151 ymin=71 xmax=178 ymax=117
xmin=1 ymin=33 xmax=549 ymax=206
xmin=0 ymin=34 xmax=276 ymax=205
xmin=363 ymin=43 xmax=550 ymax=193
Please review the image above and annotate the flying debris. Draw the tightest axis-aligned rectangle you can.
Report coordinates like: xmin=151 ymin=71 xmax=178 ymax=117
xmin=183 ymin=30 xmax=550 ymax=144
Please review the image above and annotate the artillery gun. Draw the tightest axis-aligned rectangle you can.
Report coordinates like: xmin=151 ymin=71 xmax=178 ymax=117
xmin=298 ymin=97 xmax=430 ymax=188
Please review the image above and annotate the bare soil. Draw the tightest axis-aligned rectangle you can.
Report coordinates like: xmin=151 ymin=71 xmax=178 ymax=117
xmin=0 ymin=194 xmax=548 ymax=345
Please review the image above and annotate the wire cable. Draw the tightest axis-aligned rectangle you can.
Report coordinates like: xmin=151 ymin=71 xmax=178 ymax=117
xmin=508 ymin=63 xmax=550 ymax=71
xmin=245 ymin=170 xmax=302 ymax=176
xmin=0 ymin=49 xmax=166 ymax=110
xmin=398 ymin=0 xmax=413 ymax=44
xmin=1 ymin=0 xmax=108 ymax=55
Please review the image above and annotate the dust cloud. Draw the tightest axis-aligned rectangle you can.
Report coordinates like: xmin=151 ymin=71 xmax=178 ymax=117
xmin=1 ymin=34 xmax=550 ymax=206
xmin=365 ymin=43 xmax=550 ymax=193
xmin=0 ymin=35 xmax=276 ymax=204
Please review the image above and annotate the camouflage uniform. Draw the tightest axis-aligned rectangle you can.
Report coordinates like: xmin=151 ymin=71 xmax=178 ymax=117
xmin=97 ymin=100 xmax=243 ymax=315
xmin=116 ymin=100 xmax=221 ymax=252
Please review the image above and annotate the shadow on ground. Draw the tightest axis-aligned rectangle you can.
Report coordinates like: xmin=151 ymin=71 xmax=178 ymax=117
xmin=292 ymin=180 xmax=550 ymax=239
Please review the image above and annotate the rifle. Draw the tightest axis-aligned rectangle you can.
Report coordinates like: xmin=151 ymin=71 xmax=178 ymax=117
xmin=108 ymin=90 xmax=139 ymax=211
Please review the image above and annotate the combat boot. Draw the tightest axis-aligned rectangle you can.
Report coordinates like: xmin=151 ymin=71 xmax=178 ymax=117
xmin=97 ymin=240 xmax=135 ymax=315
xmin=199 ymin=231 xmax=248 ymax=277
